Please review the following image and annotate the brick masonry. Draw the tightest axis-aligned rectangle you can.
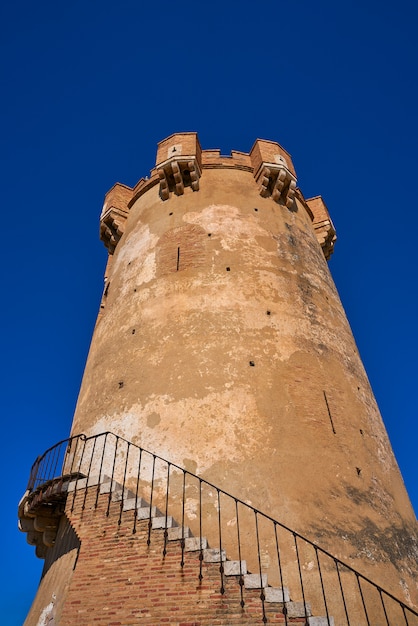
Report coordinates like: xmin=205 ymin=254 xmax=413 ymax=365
xmin=49 ymin=487 xmax=305 ymax=625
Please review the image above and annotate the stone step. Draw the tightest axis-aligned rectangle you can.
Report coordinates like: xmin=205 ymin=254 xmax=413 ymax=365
xmin=167 ymin=526 xmax=191 ymax=541
xmin=285 ymin=601 xmax=312 ymax=618
xmin=244 ymin=573 xmax=268 ymax=589
xmin=183 ymin=536 xmax=208 ymax=551
xmin=203 ymin=548 xmax=227 ymax=562
xmin=264 ymin=586 xmax=290 ymax=602
xmin=223 ymin=560 xmax=247 ymax=576
xmin=136 ymin=506 xmax=158 ymax=520
xmin=122 ymin=497 xmax=147 ymax=511
xmin=98 ymin=479 xmax=134 ymax=501
xmin=69 ymin=475 xmax=101 ymax=492
xmin=307 ymin=617 xmax=334 ymax=626
xmin=151 ymin=515 xmax=174 ymax=529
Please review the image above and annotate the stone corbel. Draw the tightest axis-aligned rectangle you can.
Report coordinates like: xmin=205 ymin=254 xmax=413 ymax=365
xmin=256 ymin=164 xmax=297 ymax=208
xmin=158 ymin=158 xmax=201 ymax=201
xmin=313 ymin=220 xmax=336 ymax=260
xmin=100 ymin=206 xmax=128 ymax=254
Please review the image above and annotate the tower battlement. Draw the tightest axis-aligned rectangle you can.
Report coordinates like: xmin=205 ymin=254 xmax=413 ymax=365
xmin=100 ymin=133 xmax=336 ymax=259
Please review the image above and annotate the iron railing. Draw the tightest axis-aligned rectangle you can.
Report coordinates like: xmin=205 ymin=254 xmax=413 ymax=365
xmin=25 ymin=431 xmax=418 ymax=625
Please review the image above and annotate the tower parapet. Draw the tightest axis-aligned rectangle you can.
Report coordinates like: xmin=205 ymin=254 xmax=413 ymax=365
xmin=100 ymin=132 xmax=336 ymax=258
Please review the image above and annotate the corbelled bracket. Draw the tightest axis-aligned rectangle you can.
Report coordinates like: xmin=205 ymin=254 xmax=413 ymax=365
xmin=256 ymin=164 xmax=297 ymax=208
xmin=250 ymin=140 xmax=297 ymax=208
xmin=100 ymin=206 xmax=128 ymax=254
xmin=100 ymin=183 xmax=132 ymax=254
xmin=156 ymin=133 xmax=202 ymax=201
xmin=157 ymin=158 xmax=201 ymax=201
xmin=305 ymin=196 xmax=337 ymax=260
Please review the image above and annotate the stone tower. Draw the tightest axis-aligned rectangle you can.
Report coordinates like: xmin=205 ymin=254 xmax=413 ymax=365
xmin=19 ymin=133 xmax=418 ymax=625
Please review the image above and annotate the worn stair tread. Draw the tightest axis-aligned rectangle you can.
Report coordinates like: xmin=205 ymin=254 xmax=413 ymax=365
xmin=203 ymin=548 xmax=226 ymax=562
xmin=122 ymin=497 xmax=147 ymax=511
xmin=223 ymin=560 xmax=247 ymax=576
xmin=151 ymin=515 xmax=174 ymax=529
xmin=307 ymin=617 xmax=334 ymax=626
xmin=285 ymin=601 xmax=312 ymax=618
xmin=183 ymin=536 xmax=208 ymax=551
xmin=167 ymin=526 xmax=191 ymax=540
xmin=136 ymin=505 xmax=158 ymax=520
xmin=243 ymin=573 xmax=268 ymax=589
xmin=264 ymin=586 xmax=290 ymax=602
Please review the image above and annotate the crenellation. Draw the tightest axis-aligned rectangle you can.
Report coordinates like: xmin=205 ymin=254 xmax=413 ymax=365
xmin=249 ymin=138 xmax=296 ymax=178
xmin=306 ymin=196 xmax=337 ymax=259
xmin=100 ymin=183 xmax=132 ymax=254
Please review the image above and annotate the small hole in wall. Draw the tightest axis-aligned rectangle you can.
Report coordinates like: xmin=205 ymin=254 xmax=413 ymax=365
xmin=254 ymin=208 xmax=259 ymax=212
xmin=208 ymin=233 xmax=212 ymax=237
xmin=359 ymin=429 xmax=364 ymax=436
xmin=134 ymin=288 xmax=137 ymax=292
xmin=128 ymin=262 xmax=131 ymax=266
xmin=226 ymin=267 xmax=231 ymax=271
xmin=132 ymin=329 xmax=136 ymax=335
xmin=169 ymin=212 xmax=173 ymax=216
xmin=118 ymin=381 xmax=124 ymax=389
xmin=356 ymin=467 xmax=362 ymax=476
xmin=266 ymin=310 xmax=271 ymax=316
xmin=249 ymin=361 xmax=255 ymax=367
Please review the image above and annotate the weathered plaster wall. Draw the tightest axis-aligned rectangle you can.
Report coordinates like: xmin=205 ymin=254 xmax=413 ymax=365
xmin=68 ymin=150 xmax=417 ymax=607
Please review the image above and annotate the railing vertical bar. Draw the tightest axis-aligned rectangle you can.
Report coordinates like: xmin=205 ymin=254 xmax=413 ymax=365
xmin=180 ymin=471 xmax=186 ymax=568
xmin=314 ymin=546 xmax=331 ymax=624
xmin=65 ymin=435 xmax=82 ymax=475
xmin=53 ymin=442 xmax=62 ymax=478
xmin=37 ymin=455 xmax=46 ymax=487
xmin=132 ymin=447 xmax=143 ymax=535
xmin=63 ymin=437 xmax=73 ymax=477
xmin=107 ymin=435 xmax=119 ymax=517
xmin=42 ymin=445 xmax=54 ymax=484
xmin=162 ymin=462 xmax=171 ymax=557
xmin=379 ymin=589 xmax=390 ymax=626
xmin=70 ymin=436 xmax=87 ymax=512
xmin=147 ymin=454 xmax=156 ymax=546
xmin=293 ymin=534 xmax=309 ymax=621
xmin=119 ymin=441 xmax=131 ymax=526
xmin=95 ymin=433 xmax=108 ymax=509
xmin=198 ymin=478 xmax=203 ymax=582
xmin=356 ymin=574 xmax=371 ymax=626
xmin=82 ymin=436 xmax=97 ymax=511
xmin=235 ymin=500 xmax=245 ymax=609
xmin=274 ymin=523 xmax=288 ymax=626
xmin=254 ymin=512 xmax=267 ymax=624
xmin=335 ymin=559 xmax=350 ymax=625
xmin=47 ymin=444 xmax=58 ymax=482
xmin=217 ymin=490 xmax=225 ymax=595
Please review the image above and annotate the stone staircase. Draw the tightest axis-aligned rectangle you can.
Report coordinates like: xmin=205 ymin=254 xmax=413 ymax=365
xmin=19 ymin=473 xmax=334 ymax=625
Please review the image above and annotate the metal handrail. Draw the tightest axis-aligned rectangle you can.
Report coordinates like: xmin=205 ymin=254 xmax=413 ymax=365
xmin=24 ymin=431 xmax=418 ymax=625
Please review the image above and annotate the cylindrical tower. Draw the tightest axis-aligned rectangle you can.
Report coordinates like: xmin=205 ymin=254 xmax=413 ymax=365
xmin=20 ymin=133 xmax=418 ymax=625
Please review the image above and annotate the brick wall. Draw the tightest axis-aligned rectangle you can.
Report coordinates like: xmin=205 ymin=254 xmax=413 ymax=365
xmin=58 ymin=487 xmax=302 ymax=625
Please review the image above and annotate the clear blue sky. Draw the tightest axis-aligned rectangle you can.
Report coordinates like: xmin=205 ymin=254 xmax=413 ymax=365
xmin=2 ymin=1 xmax=417 ymax=623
